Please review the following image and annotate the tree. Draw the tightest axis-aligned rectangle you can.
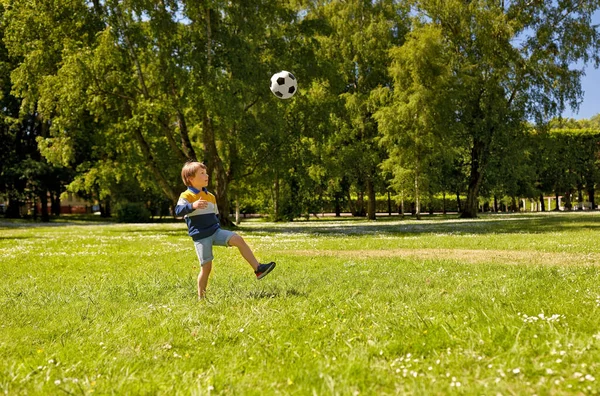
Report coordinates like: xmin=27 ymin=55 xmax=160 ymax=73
xmin=375 ymin=24 xmax=456 ymax=219
xmin=313 ymin=0 xmax=410 ymax=220
xmin=3 ymin=0 xmax=306 ymax=224
xmin=1 ymin=2 xmax=75 ymax=221
xmin=400 ymin=0 xmax=600 ymax=218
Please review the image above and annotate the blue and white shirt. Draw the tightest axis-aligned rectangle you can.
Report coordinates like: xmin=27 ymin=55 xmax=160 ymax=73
xmin=174 ymin=187 xmax=220 ymax=240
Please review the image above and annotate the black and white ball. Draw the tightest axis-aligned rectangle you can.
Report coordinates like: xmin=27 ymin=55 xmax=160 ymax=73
xmin=270 ymin=71 xmax=297 ymax=99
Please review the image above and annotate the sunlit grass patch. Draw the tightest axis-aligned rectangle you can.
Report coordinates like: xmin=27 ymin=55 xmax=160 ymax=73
xmin=1 ymin=212 xmax=600 ymax=394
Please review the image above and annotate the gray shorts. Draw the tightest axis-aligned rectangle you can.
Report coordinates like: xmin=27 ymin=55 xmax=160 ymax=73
xmin=193 ymin=229 xmax=236 ymax=265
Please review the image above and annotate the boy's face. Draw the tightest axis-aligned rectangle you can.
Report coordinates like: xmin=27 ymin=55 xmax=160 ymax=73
xmin=189 ymin=168 xmax=208 ymax=189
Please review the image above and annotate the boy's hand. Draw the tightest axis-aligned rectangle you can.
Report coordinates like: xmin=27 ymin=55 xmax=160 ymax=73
xmin=192 ymin=199 xmax=209 ymax=210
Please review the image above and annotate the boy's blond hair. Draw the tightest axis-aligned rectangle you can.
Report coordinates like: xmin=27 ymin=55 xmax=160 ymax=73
xmin=181 ymin=161 xmax=207 ymax=187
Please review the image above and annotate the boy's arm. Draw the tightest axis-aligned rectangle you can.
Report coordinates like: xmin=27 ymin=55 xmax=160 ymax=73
xmin=175 ymin=198 xmax=194 ymax=216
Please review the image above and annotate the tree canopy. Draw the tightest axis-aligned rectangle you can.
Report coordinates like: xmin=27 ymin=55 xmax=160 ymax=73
xmin=1 ymin=0 xmax=599 ymax=221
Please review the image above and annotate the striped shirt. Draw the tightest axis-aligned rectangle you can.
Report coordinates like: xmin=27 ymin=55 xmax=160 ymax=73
xmin=174 ymin=187 xmax=220 ymax=240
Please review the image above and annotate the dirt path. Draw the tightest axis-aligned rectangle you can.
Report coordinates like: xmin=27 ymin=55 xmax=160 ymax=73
xmin=286 ymin=248 xmax=600 ymax=265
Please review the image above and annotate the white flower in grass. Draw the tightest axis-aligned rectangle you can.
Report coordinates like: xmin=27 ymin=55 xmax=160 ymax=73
xmin=450 ymin=378 xmax=461 ymax=387
xmin=512 ymin=368 xmax=521 ymax=374
xmin=546 ymin=368 xmax=554 ymax=375
xmin=585 ymin=374 xmax=595 ymax=382
xmin=54 ymin=380 xmax=61 ymax=385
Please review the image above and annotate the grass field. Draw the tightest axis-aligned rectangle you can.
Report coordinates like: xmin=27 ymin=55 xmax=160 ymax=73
xmin=1 ymin=212 xmax=600 ymax=395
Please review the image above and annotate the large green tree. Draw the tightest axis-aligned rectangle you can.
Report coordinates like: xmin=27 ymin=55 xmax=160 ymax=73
xmin=1 ymin=2 xmax=75 ymax=221
xmin=375 ymin=24 xmax=457 ymax=219
xmin=312 ymin=0 xmax=410 ymax=220
xmin=391 ymin=0 xmax=600 ymax=218
xmin=3 ymin=0 xmax=307 ymax=223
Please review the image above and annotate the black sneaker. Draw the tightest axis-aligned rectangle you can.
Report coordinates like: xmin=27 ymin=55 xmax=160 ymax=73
xmin=255 ymin=262 xmax=276 ymax=280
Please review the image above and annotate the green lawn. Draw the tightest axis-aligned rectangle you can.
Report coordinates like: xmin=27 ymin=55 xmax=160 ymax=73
xmin=1 ymin=213 xmax=599 ymax=394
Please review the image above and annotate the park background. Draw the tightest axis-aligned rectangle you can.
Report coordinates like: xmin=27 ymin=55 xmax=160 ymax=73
xmin=2 ymin=1 xmax=600 ymax=223
xmin=3 ymin=2 xmax=600 ymax=394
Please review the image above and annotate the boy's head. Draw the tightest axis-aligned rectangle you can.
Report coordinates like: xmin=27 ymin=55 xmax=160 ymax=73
xmin=181 ymin=161 xmax=207 ymax=187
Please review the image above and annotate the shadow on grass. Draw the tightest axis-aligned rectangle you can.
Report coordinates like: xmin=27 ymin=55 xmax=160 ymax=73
xmin=239 ymin=212 xmax=600 ymax=237
xmin=248 ymin=287 xmax=308 ymax=299
xmin=0 ymin=235 xmax=34 ymax=240
xmin=118 ymin=229 xmax=187 ymax=236
xmin=0 ymin=218 xmax=114 ymax=228
xmin=3 ymin=212 xmax=600 ymax=238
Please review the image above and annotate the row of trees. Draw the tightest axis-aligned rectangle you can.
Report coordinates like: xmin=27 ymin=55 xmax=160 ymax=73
xmin=1 ymin=0 xmax=600 ymax=222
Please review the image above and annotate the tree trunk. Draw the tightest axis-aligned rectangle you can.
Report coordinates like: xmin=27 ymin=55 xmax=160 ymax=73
xmin=51 ymin=193 xmax=61 ymax=216
xmin=511 ymin=196 xmax=518 ymax=212
xmin=539 ymin=194 xmax=545 ymax=212
xmin=366 ymin=178 xmax=376 ymax=220
xmin=442 ymin=191 xmax=447 ymax=214
xmin=198 ymin=7 xmax=230 ymax=225
xmin=32 ymin=197 xmax=38 ymax=220
xmin=100 ymin=198 xmax=111 ymax=218
xmin=273 ymin=171 xmax=280 ymax=220
xmin=588 ymin=188 xmax=596 ymax=210
xmin=577 ymin=188 xmax=584 ymax=210
xmin=554 ymin=191 xmax=560 ymax=211
xmin=493 ymin=195 xmax=498 ymax=212
xmin=429 ymin=192 xmax=434 ymax=215
xmin=235 ymin=195 xmax=240 ymax=225
xmin=202 ymin=113 xmax=231 ymax=226
xmin=40 ymin=190 xmax=49 ymax=222
xmin=387 ymin=191 xmax=392 ymax=216
xmin=456 ymin=191 xmax=461 ymax=213
xmin=460 ymin=140 xmax=485 ymax=219
xmin=401 ymin=196 xmax=405 ymax=219
xmin=355 ymin=190 xmax=365 ymax=216
xmin=415 ymin=172 xmax=421 ymax=220
xmin=346 ymin=189 xmax=356 ymax=216
xmin=564 ymin=191 xmax=572 ymax=210
xmin=5 ymin=197 xmax=21 ymax=218
xmin=177 ymin=109 xmax=196 ymax=160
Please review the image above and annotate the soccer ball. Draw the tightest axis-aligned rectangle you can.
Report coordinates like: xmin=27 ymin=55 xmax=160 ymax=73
xmin=270 ymin=71 xmax=297 ymax=99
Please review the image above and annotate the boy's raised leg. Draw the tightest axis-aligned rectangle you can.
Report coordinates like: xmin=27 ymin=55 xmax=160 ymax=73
xmin=228 ymin=234 xmax=276 ymax=279
xmin=228 ymin=234 xmax=259 ymax=271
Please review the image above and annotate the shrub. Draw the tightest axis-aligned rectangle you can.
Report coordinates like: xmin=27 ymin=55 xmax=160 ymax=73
xmin=115 ymin=202 xmax=151 ymax=223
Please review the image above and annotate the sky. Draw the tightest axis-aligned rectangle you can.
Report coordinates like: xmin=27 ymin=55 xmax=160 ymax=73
xmin=562 ymin=11 xmax=600 ymax=120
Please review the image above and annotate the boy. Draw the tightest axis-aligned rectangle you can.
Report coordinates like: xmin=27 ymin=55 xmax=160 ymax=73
xmin=175 ymin=161 xmax=276 ymax=299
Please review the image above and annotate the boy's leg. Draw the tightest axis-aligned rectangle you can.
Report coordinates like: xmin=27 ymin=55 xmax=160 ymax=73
xmin=198 ymin=261 xmax=212 ymax=299
xmin=194 ymin=238 xmax=214 ymax=299
xmin=228 ymin=234 xmax=259 ymax=271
